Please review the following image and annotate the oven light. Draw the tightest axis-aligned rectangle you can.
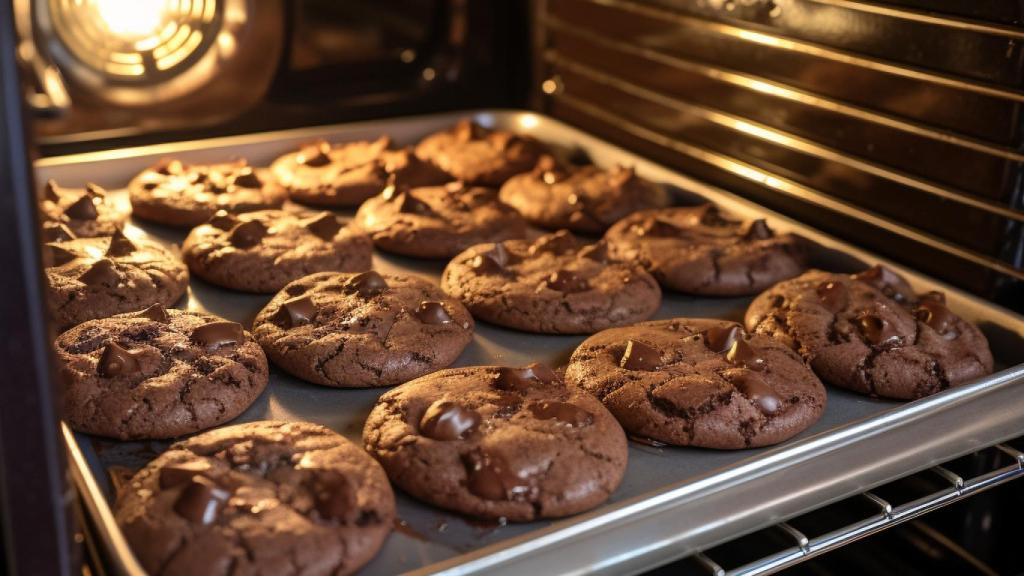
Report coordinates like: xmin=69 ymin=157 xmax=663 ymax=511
xmin=93 ymin=0 xmax=168 ymax=40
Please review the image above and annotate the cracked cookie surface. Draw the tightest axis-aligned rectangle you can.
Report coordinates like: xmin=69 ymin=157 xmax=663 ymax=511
xmin=56 ymin=307 xmax=268 ymax=439
xmin=498 ymin=156 xmax=669 ymax=234
xmin=115 ymin=420 xmax=395 ymax=576
xmin=45 ymin=232 xmax=189 ymax=330
xmin=253 ymin=271 xmax=474 ymax=388
xmin=270 ymin=136 xmax=450 ymax=207
xmin=40 ymin=180 xmax=128 ymax=238
xmin=565 ymin=318 xmax=826 ymax=449
xmin=182 ymin=209 xmax=372 ymax=293
xmin=363 ymin=364 xmax=627 ymax=521
xmin=353 ymin=181 xmax=527 ymax=259
xmin=745 ymin=267 xmax=994 ymax=400
xmin=414 ymin=119 xmax=549 ymax=186
xmin=604 ymin=204 xmax=807 ymax=296
xmin=441 ymin=230 xmax=662 ymax=334
xmin=129 ymin=159 xmax=287 ymax=227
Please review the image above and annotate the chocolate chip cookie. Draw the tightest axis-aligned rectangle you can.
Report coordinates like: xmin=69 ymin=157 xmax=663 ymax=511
xmin=182 ymin=210 xmax=373 ymax=293
xmin=499 ymin=156 xmax=669 ymax=234
xmin=441 ymin=230 xmax=662 ymax=334
xmin=253 ymin=271 xmax=474 ymax=388
xmin=270 ymin=136 xmax=451 ymax=207
xmin=129 ymin=159 xmax=287 ymax=227
xmin=565 ymin=318 xmax=826 ymax=449
xmin=414 ymin=119 xmax=549 ymax=186
xmin=45 ymin=231 xmax=189 ymax=330
xmin=115 ymin=421 xmax=395 ymax=575
xmin=40 ymin=180 xmax=128 ymax=238
xmin=56 ymin=306 xmax=268 ymax=439
xmin=745 ymin=267 xmax=994 ymax=400
xmin=353 ymin=181 xmax=528 ymax=259
xmin=604 ymin=204 xmax=807 ymax=295
xmin=363 ymin=364 xmax=627 ymax=521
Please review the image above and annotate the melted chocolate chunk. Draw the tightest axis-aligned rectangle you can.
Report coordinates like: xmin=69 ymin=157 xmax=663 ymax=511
xmin=469 ymin=243 xmax=512 ymax=275
xmin=159 ymin=461 xmax=212 ymax=489
xmin=528 ymin=401 xmax=593 ymax=427
xmin=632 ymin=218 xmax=681 ymax=238
xmin=415 ymin=301 xmax=452 ymax=325
xmin=619 ymin=340 xmax=660 ymax=371
xmin=852 ymin=265 xmax=914 ymax=303
xmin=46 ymin=244 xmax=77 ymax=267
xmin=228 ymin=220 xmax=268 ymax=249
xmin=79 ymin=258 xmax=120 ymax=287
xmin=742 ymin=219 xmax=772 ymax=241
xmin=137 ymin=303 xmax=170 ymax=323
xmin=730 ymin=372 xmax=782 ymax=414
xmin=309 ymin=470 xmax=355 ymax=521
xmin=173 ymin=476 xmax=230 ymax=525
xmin=394 ymin=191 xmax=433 ymax=215
xmin=105 ymin=229 xmax=136 ymax=257
xmin=726 ymin=339 xmax=766 ymax=371
xmin=276 ymin=295 xmax=317 ymax=328
xmin=232 ymin=168 xmax=262 ymax=189
xmin=578 ymin=241 xmax=609 ymax=263
xmin=464 ymin=450 xmax=533 ymax=501
xmin=64 ymin=194 xmax=98 ymax=220
xmin=703 ymin=325 xmax=743 ymax=354
xmin=343 ymin=271 xmax=388 ymax=298
xmin=528 ymin=230 xmax=577 ymax=256
xmin=493 ymin=363 xmax=558 ymax=391
xmin=304 ymin=212 xmax=342 ymax=241
xmin=207 ymin=210 xmax=238 ymax=231
xmin=97 ymin=342 xmax=144 ymax=377
xmin=915 ymin=300 xmax=957 ymax=337
xmin=419 ymin=401 xmax=481 ymax=440
xmin=298 ymin=141 xmax=332 ymax=167
xmin=42 ymin=222 xmax=76 ymax=242
xmin=544 ymin=270 xmax=589 ymax=293
xmin=190 ymin=321 xmax=244 ymax=349
xmin=856 ymin=314 xmax=901 ymax=346
xmin=816 ymin=281 xmax=848 ymax=313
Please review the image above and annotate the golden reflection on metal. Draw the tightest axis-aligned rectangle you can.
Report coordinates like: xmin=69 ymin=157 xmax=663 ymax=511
xmin=552 ymin=92 xmax=1024 ymax=282
xmin=805 ymin=0 xmax=1024 ymax=39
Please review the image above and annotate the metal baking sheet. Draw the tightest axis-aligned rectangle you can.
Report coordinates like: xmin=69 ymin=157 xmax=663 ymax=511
xmin=40 ymin=110 xmax=1024 ymax=575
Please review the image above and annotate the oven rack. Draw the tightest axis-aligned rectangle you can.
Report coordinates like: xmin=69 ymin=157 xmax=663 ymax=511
xmin=684 ymin=439 xmax=1024 ymax=576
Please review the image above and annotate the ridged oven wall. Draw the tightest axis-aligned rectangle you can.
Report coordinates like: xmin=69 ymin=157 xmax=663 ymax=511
xmin=533 ymin=0 xmax=1024 ymax=308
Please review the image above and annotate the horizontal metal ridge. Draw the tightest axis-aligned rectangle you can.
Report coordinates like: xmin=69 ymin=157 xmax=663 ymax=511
xmin=578 ymin=0 xmax=1024 ymax=103
xmin=543 ymin=15 xmax=1024 ymax=163
xmin=546 ymin=51 xmax=1024 ymax=223
xmin=550 ymin=92 xmax=1024 ymax=282
xmin=807 ymin=0 xmax=1024 ymax=39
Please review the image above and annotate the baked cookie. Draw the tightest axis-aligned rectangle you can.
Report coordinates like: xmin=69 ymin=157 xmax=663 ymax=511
xmin=604 ymin=204 xmax=807 ymax=296
xmin=353 ymin=181 xmax=527 ymax=259
xmin=498 ymin=156 xmax=669 ymax=234
xmin=363 ymin=364 xmax=627 ymax=521
xmin=45 ymin=231 xmax=189 ymax=330
xmin=565 ymin=318 xmax=826 ymax=448
xmin=115 ymin=421 xmax=395 ymax=576
xmin=40 ymin=180 xmax=127 ymax=238
xmin=414 ymin=119 xmax=549 ymax=186
xmin=182 ymin=210 xmax=373 ymax=293
xmin=441 ymin=230 xmax=662 ymax=334
xmin=270 ymin=136 xmax=450 ymax=207
xmin=744 ymin=267 xmax=994 ymax=400
xmin=253 ymin=271 xmax=474 ymax=388
xmin=56 ymin=306 xmax=268 ymax=439
xmin=129 ymin=159 xmax=287 ymax=227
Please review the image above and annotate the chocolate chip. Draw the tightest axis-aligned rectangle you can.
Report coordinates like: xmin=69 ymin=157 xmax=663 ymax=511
xmin=469 ymin=243 xmax=512 ymax=274
xmin=304 ymin=212 xmax=342 ymax=241
xmin=415 ymin=301 xmax=452 ymax=325
xmin=276 ymin=295 xmax=317 ymax=328
xmin=190 ymin=321 xmax=244 ymax=349
xmin=742 ymin=219 xmax=772 ymax=240
xmin=137 ymin=303 xmax=170 ymax=323
xmin=228 ymin=220 xmax=267 ymax=249
xmin=159 ymin=461 xmax=212 ymax=489
xmin=528 ymin=401 xmax=593 ymax=427
xmin=464 ymin=450 xmax=533 ymax=501
xmin=730 ymin=372 xmax=781 ymax=414
xmin=97 ymin=342 xmax=144 ymax=377
xmin=699 ymin=205 xmax=733 ymax=227
xmin=703 ymin=325 xmax=743 ymax=354
xmin=816 ymin=281 xmax=848 ymax=313
xmin=856 ymin=314 xmax=901 ymax=346
xmin=44 ymin=180 xmax=60 ymax=202
xmin=78 ymin=259 xmax=120 ymax=287
xmin=207 ymin=210 xmax=238 ymax=231
xmin=157 ymin=159 xmax=184 ymax=175
xmin=915 ymin=300 xmax=957 ymax=337
xmin=298 ymin=141 xmax=332 ymax=167
xmin=42 ymin=222 xmax=76 ymax=242
xmin=632 ymin=218 xmax=682 ymax=238
xmin=528 ymin=230 xmax=577 ymax=256
xmin=726 ymin=339 xmax=766 ymax=371
xmin=343 ymin=271 xmax=388 ymax=298
xmin=420 ymin=401 xmax=481 ymax=440
xmin=619 ymin=340 xmax=660 ymax=371
xmin=578 ymin=241 xmax=609 ymax=263
xmin=543 ymin=270 xmax=589 ymax=293
xmin=394 ymin=191 xmax=432 ymax=215
xmin=105 ymin=229 xmax=136 ymax=257
xmin=232 ymin=168 xmax=262 ymax=189
xmin=64 ymin=194 xmax=99 ymax=220
xmin=173 ymin=476 xmax=230 ymax=525
xmin=45 ymin=244 xmax=77 ymax=267
xmin=493 ymin=363 xmax=557 ymax=391
xmin=852 ymin=265 xmax=914 ymax=303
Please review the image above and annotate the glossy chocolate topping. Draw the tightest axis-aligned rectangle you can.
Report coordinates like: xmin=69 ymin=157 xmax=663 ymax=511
xmin=419 ymin=401 xmax=481 ymax=441
xmin=228 ymin=220 xmax=268 ymax=249
xmin=97 ymin=342 xmax=144 ymax=377
xmin=915 ymin=300 xmax=957 ymax=337
xmin=464 ymin=450 xmax=533 ymax=501
xmin=619 ymin=339 xmax=660 ymax=371
xmin=79 ymin=258 xmax=120 ymax=287
xmin=725 ymin=339 xmax=767 ymax=371
xmin=173 ymin=475 xmax=230 ymax=525
xmin=856 ymin=314 xmax=901 ymax=345
xmin=730 ymin=371 xmax=782 ymax=414
xmin=304 ymin=212 xmax=342 ymax=241
xmin=703 ymin=325 xmax=743 ymax=354
xmin=527 ymin=401 xmax=593 ymax=427
xmin=277 ymin=295 xmax=317 ymax=328
xmin=852 ymin=265 xmax=914 ymax=303
xmin=493 ymin=363 xmax=557 ymax=391
xmin=190 ymin=321 xmax=244 ymax=349
xmin=414 ymin=301 xmax=452 ymax=325
xmin=138 ymin=303 xmax=170 ymax=323
xmin=816 ymin=281 xmax=848 ymax=313
xmin=344 ymin=271 xmax=389 ymax=298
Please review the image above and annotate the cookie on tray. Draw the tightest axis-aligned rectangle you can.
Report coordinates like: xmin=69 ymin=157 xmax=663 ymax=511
xmin=604 ymin=204 xmax=807 ymax=296
xmin=441 ymin=230 xmax=661 ymax=334
xmin=270 ymin=136 xmax=451 ymax=207
xmin=56 ymin=306 xmax=268 ymax=439
xmin=744 ymin=267 xmax=994 ymax=400
xmin=363 ymin=363 xmax=627 ymax=521
xmin=40 ymin=180 xmax=128 ymax=238
xmin=498 ymin=156 xmax=669 ymax=234
xmin=353 ymin=181 xmax=527 ymax=259
xmin=44 ymin=231 xmax=189 ymax=330
xmin=115 ymin=420 xmax=395 ymax=576
xmin=414 ymin=119 xmax=549 ymax=186
xmin=253 ymin=271 xmax=474 ymax=388
xmin=565 ymin=318 xmax=827 ymax=449
xmin=182 ymin=209 xmax=372 ymax=293
xmin=129 ymin=159 xmax=287 ymax=227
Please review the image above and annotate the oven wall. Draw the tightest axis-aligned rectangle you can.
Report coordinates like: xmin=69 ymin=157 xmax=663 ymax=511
xmin=534 ymin=0 xmax=1024 ymax=310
